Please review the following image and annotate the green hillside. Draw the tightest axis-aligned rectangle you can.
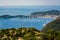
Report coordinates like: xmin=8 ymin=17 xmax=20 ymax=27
xmin=40 ymin=18 xmax=60 ymax=40
xmin=42 ymin=18 xmax=60 ymax=32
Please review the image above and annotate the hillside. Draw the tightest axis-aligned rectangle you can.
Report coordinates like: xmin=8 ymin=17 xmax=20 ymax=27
xmin=42 ymin=18 xmax=60 ymax=32
xmin=31 ymin=10 xmax=60 ymax=18
xmin=31 ymin=10 xmax=60 ymax=15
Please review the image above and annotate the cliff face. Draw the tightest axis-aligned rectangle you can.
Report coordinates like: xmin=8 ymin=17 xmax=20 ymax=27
xmin=42 ymin=18 xmax=60 ymax=32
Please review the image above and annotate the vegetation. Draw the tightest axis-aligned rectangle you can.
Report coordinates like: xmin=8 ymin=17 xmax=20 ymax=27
xmin=42 ymin=18 xmax=60 ymax=32
xmin=0 ymin=28 xmax=41 ymax=40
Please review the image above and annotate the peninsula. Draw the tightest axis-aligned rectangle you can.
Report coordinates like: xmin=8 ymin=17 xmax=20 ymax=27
xmin=0 ymin=10 xmax=60 ymax=19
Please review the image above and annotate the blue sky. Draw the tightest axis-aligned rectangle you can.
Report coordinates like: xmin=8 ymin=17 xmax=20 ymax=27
xmin=0 ymin=0 xmax=60 ymax=6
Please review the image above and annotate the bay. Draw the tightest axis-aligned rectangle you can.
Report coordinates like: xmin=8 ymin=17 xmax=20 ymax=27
xmin=0 ymin=18 xmax=54 ymax=30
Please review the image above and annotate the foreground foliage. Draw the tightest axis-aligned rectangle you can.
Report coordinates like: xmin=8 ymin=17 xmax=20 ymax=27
xmin=0 ymin=28 xmax=41 ymax=40
xmin=0 ymin=27 xmax=60 ymax=40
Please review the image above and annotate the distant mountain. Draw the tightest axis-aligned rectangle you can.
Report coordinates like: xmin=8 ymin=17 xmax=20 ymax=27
xmin=0 ymin=10 xmax=60 ymax=18
xmin=31 ymin=10 xmax=60 ymax=15
xmin=0 ymin=15 xmax=29 ymax=19
xmin=31 ymin=10 xmax=60 ymax=18
xmin=0 ymin=15 xmax=11 ymax=19
xmin=42 ymin=18 xmax=60 ymax=32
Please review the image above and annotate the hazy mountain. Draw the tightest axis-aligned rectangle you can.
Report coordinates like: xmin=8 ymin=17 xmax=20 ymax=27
xmin=31 ymin=10 xmax=60 ymax=18
xmin=0 ymin=15 xmax=29 ymax=19
xmin=0 ymin=10 xmax=60 ymax=18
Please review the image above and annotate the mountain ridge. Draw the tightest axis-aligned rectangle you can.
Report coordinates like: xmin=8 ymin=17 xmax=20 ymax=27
xmin=0 ymin=10 xmax=60 ymax=18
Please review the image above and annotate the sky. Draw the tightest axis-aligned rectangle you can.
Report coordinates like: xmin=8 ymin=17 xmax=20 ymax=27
xmin=0 ymin=0 xmax=60 ymax=6
xmin=0 ymin=0 xmax=60 ymax=15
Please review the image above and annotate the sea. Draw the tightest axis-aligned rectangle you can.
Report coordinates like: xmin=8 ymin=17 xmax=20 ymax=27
xmin=0 ymin=6 xmax=59 ymax=30
xmin=0 ymin=18 xmax=54 ymax=30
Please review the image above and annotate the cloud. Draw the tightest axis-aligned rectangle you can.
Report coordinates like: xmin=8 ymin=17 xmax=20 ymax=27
xmin=0 ymin=0 xmax=60 ymax=6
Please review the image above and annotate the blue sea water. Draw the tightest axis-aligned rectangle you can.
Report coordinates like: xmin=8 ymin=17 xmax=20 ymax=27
xmin=0 ymin=18 xmax=54 ymax=30
xmin=0 ymin=6 xmax=58 ymax=30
